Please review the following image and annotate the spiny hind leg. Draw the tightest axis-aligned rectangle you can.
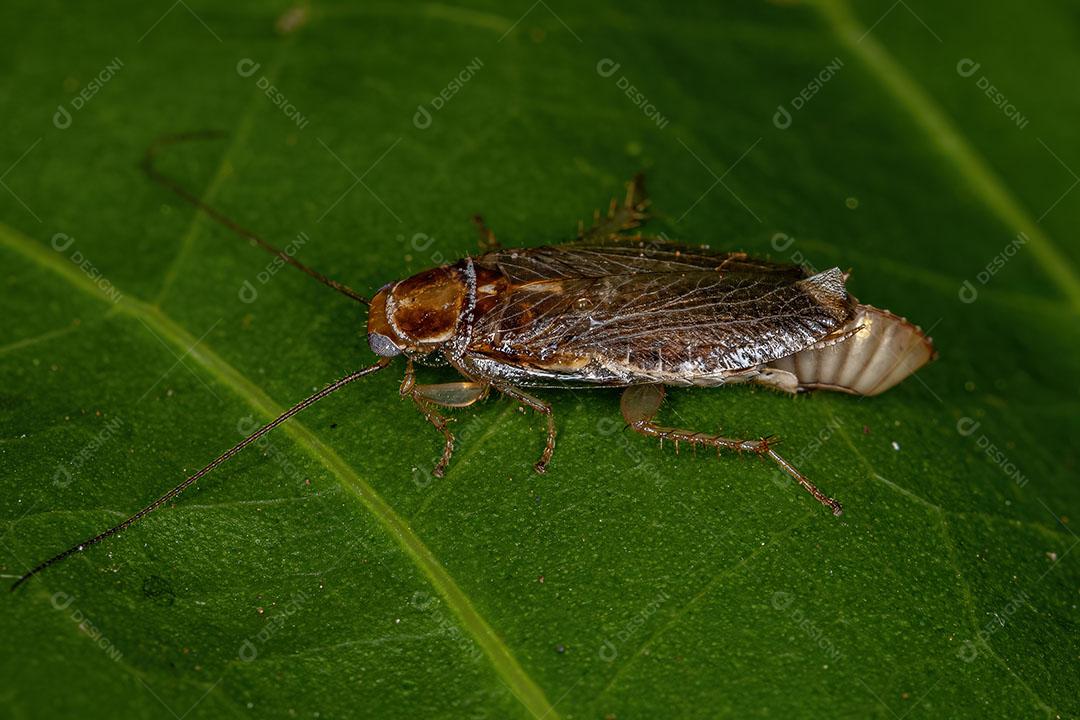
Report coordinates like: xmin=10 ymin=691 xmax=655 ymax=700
xmin=619 ymin=384 xmax=843 ymax=516
xmin=400 ymin=361 xmax=488 ymax=477
xmin=493 ymin=383 xmax=557 ymax=474
xmin=577 ymin=172 xmax=650 ymax=241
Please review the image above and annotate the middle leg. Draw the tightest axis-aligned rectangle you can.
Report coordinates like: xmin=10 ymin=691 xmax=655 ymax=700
xmin=492 ymin=382 xmax=557 ymax=474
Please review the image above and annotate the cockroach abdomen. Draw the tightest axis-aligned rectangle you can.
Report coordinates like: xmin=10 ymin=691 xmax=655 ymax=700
xmin=766 ymin=305 xmax=936 ymax=395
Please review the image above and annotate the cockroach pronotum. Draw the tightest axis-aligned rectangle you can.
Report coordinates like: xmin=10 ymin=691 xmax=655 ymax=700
xmin=11 ymin=131 xmax=937 ymax=590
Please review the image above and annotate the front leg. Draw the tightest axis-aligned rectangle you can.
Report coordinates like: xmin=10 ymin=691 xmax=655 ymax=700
xmin=400 ymin=360 xmax=488 ymax=477
xmin=492 ymin=382 xmax=557 ymax=474
xmin=619 ymin=384 xmax=843 ymax=516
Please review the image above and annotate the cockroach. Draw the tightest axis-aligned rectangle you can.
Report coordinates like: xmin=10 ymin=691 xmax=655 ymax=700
xmin=11 ymin=132 xmax=937 ymax=590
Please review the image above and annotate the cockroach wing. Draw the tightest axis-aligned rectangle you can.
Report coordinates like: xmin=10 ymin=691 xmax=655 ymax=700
xmin=467 ymin=246 xmax=856 ymax=386
xmin=483 ymin=239 xmax=810 ymax=282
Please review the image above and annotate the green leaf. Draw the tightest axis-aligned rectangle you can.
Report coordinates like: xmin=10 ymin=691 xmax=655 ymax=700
xmin=2 ymin=1 xmax=1077 ymax=718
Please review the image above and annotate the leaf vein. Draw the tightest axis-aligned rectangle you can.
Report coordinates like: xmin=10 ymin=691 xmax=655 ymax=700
xmin=0 ymin=220 xmax=559 ymax=720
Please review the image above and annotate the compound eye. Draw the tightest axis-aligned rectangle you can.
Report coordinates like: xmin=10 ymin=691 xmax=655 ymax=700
xmin=368 ymin=332 xmax=402 ymax=357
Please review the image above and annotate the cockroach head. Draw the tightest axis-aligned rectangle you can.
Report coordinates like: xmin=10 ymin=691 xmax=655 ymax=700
xmin=367 ymin=265 xmax=469 ymax=358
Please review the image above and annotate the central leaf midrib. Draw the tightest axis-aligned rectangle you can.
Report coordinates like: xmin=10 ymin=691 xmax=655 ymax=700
xmin=0 ymin=220 xmax=557 ymax=720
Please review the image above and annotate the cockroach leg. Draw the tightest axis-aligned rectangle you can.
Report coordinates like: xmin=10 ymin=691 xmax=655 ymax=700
xmin=472 ymin=214 xmax=500 ymax=252
xmin=619 ymin=384 xmax=843 ymax=516
xmin=413 ymin=381 xmax=489 ymax=407
xmin=493 ymin=383 xmax=557 ymax=474
xmin=400 ymin=360 xmax=487 ymax=477
xmin=576 ymin=172 xmax=650 ymax=242
xmin=410 ymin=395 xmax=456 ymax=478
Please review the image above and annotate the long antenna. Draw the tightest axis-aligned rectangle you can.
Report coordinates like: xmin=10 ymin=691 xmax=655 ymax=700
xmin=11 ymin=359 xmax=390 ymax=591
xmin=142 ymin=130 xmax=369 ymax=305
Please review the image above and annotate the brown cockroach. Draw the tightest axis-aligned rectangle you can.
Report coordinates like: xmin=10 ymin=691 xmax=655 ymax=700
xmin=12 ymin=132 xmax=936 ymax=590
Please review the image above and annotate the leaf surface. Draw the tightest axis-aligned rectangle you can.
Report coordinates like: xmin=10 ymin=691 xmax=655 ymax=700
xmin=1 ymin=1 xmax=1077 ymax=718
